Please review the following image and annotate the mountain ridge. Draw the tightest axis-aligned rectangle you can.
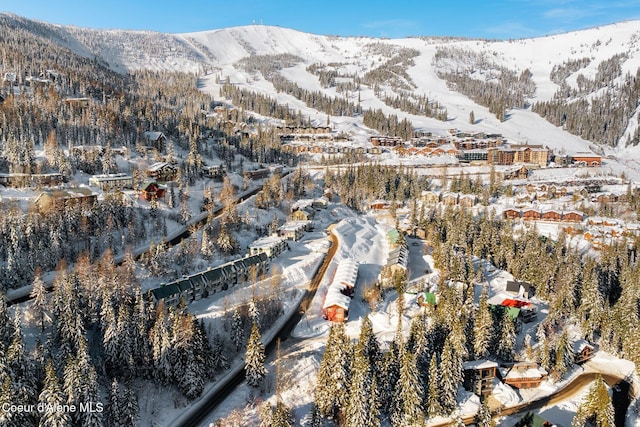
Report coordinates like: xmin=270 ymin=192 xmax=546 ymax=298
xmin=2 ymin=13 xmax=640 ymax=161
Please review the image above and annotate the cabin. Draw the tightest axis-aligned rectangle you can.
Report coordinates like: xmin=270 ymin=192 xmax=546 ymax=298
xmin=572 ymin=340 xmax=595 ymax=364
xmin=459 ymin=194 xmax=478 ymax=207
xmin=34 ymin=188 xmax=97 ymax=213
xmin=144 ymin=131 xmax=167 ymax=151
xmin=541 ymin=210 xmax=562 ymax=222
xmin=291 ymin=206 xmax=315 ymax=221
xmin=248 ymin=235 xmax=288 ymax=259
xmin=89 ymin=173 xmax=134 ymax=191
xmin=202 ymin=163 xmax=225 ymax=178
xmin=462 ymin=360 xmax=498 ymax=397
xmin=503 ymin=208 xmax=521 ymax=220
xmin=499 ymin=362 xmax=548 ymax=389
xmin=522 ymin=208 xmax=541 ymax=221
xmin=562 ymin=211 xmax=584 ymax=223
xmin=505 ymin=280 xmax=534 ymax=299
xmin=441 ymin=192 xmax=459 ymax=206
xmin=422 ymin=190 xmax=441 ymax=204
xmin=140 ymin=181 xmax=166 ymax=201
xmin=312 ymin=197 xmax=329 ymax=209
xmin=147 ymin=162 xmax=177 ymax=182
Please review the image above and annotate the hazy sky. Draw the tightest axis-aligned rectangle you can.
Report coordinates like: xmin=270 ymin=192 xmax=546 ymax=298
xmin=4 ymin=0 xmax=640 ymax=39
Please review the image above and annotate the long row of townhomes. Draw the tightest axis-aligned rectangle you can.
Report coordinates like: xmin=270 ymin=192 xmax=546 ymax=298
xmin=149 ymin=253 xmax=269 ymax=307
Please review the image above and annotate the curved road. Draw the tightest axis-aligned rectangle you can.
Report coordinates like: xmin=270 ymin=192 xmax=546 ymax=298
xmin=428 ymin=370 xmax=633 ymax=426
xmin=170 ymin=225 xmax=339 ymax=427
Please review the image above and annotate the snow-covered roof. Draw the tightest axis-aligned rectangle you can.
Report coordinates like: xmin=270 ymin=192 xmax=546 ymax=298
xmin=323 ymin=285 xmax=351 ymax=310
xmin=249 ymin=235 xmax=285 ymax=249
xmin=333 ymin=259 xmax=359 ymax=288
xmin=463 ymin=360 xmax=498 ymax=370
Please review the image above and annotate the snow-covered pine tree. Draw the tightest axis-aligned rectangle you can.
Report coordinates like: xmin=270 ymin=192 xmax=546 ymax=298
xmin=358 ymin=315 xmax=382 ymax=380
xmin=378 ymin=338 xmax=401 ymax=417
xmin=439 ymin=337 xmax=459 ymax=415
xmin=314 ymin=323 xmax=351 ymax=419
xmin=391 ymin=349 xmax=423 ymax=427
xmin=426 ymin=355 xmax=442 ymax=417
xmin=30 ymin=268 xmax=48 ymax=332
xmin=473 ymin=286 xmax=492 ymax=359
xmin=553 ymin=329 xmax=575 ymax=380
xmin=572 ymin=375 xmax=615 ymax=427
xmin=245 ymin=322 xmax=267 ymax=388
xmin=39 ymin=361 xmax=72 ymax=427
xmin=344 ymin=343 xmax=374 ymax=427
xmin=211 ymin=333 xmax=230 ymax=371
xmin=230 ymin=307 xmax=245 ymax=352
xmin=497 ymin=309 xmax=516 ymax=362
xmin=121 ymin=382 xmax=139 ymax=427
xmin=475 ymin=400 xmax=493 ymax=427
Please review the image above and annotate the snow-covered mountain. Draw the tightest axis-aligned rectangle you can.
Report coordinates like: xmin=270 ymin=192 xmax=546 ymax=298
xmin=3 ymin=13 xmax=640 ymax=160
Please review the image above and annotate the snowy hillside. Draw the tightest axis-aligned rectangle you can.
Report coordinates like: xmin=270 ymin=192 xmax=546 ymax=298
xmin=4 ymin=13 xmax=640 ymax=160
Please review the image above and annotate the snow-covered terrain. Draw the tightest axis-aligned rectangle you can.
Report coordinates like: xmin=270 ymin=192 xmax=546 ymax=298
xmin=4 ymin=13 xmax=640 ymax=165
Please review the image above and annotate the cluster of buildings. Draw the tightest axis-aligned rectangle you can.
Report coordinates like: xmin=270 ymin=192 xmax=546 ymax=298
xmin=149 ymin=252 xmax=270 ymax=307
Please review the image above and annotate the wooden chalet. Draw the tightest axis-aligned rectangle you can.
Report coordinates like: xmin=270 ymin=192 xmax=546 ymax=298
xmin=522 ymin=208 xmax=541 ymax=221
xmin=459 ymin=194 xmax=477 ymax=207
xmin=291 ymin=206 xmax=315 ymax=221
xmin=499 ymin=362 xmax=548 ymax=389
xmin=422 ymin=190 xmax=441 ymax=204
xmin=144 ymin=131 xmax=167 ymax=151
xmin=278 ymin=220 xmax=311 ymax=241
xmin=441 ymin=192 xmax=459 ymax=206
xmin=34 ymin=187 xmax=97 ymax=213
xmin=541 ymin=209 xmax=562 ymax=222
xmin=562 ymin=211 xmax=584 ymax=223
xmin=202 ymin=163 xmax=225 ymax=178
xmin=147 ymin=162 xmax=177 ymax=182
xmin=572 ymin=340 xmax=595 ymax=364
xmin=140 ymin=181 xmax=166 ymax=201
xmin=503 ymin=208 xmax=521 ymax=220
xmin=462 ymin=360 xmax=498 ymax=397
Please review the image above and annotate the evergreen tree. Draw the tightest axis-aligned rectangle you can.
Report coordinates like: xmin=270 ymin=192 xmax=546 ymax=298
xmin=553 ymin=330 xmax=575 ymax=380
xmin=30 ymin=268 xmax=48 ymax=332
xmin=38 ymin=361 xmax=72 ymax=427
xmin=314 ymin=323 xmax=351 ymax=419
xmin=392 ymin=349 xmax=423 ymax=427
xmin=245 ymin=322 xmax=267 ymax=388
xmin=572 ymin=375 xmax=615 ymax=427
xmin=379 ymin=338 xmax=401 ymax=416
xmin=439 ymin=337 xmax=459 ymax=415
xmin=230 ymin=308 xmax=245 ymax=352
xmin=345 ymin=343 xmax=375 ymax=427
xmin=497 ymin=310 xmax=516 ymax=362
xmin=211 ymin=333 xmax=230 ymax=371
xmin=473 ymin=287 xmax=492 ymax=359
xmin=426 ymin=355 xmax=442 ymax=417
xmin=475 ymin=400 xmax=493 ymax=427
